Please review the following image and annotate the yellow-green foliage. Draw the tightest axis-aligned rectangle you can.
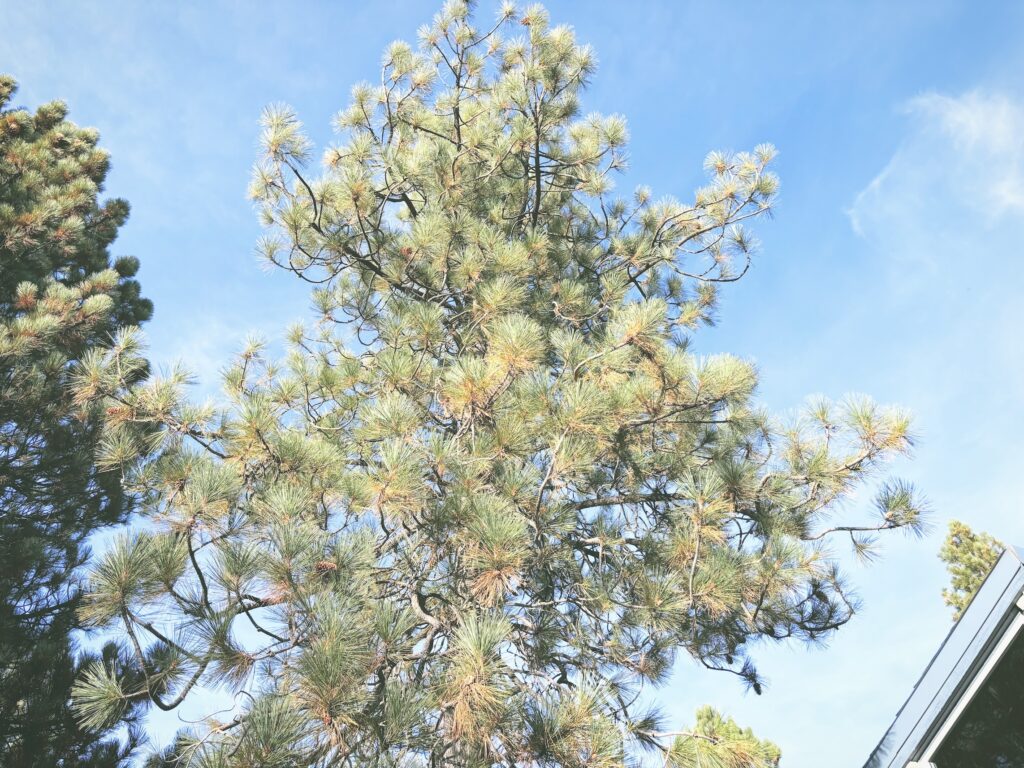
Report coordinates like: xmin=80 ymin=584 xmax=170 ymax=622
xmin=939 ymin=520 xmax=1003 ymax=621
xmin=74 ymin=4 xmax=924 ymax=766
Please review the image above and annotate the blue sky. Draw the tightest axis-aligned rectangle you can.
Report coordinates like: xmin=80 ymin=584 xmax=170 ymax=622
xmin=4 ymin=1 xmax=1024 ymax=764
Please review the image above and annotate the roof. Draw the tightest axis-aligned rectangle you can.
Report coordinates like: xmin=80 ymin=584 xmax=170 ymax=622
xmin=863 ymin=546 xmax=1024 ymax=767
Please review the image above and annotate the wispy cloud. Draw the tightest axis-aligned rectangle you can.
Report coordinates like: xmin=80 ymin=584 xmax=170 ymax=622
xmin=849 ymin=90 xmax=1024 ymax=246
xmin=841 ymin=89 xmax=1024 ymax=555
xmin=910 ymin=91 xmax=1024 ymax=216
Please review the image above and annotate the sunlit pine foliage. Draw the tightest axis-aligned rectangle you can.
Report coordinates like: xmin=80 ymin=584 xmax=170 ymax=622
xmin=75 ymin=4 xmax=925 ymax=766
xmin=939 ymin=520 xmax=1003 ymax=621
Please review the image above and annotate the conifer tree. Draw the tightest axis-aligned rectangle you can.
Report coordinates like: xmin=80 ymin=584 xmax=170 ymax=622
xmin=75 ymin=4 xmax=924 ymax=765
xmin=0 ymin=75 xmax=152 ymax=765
xmin=939 ymin=521 xmax=1003 ymax=621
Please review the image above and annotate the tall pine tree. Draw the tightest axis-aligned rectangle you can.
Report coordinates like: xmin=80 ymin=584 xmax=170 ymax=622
xmin=0 ymin=75 xmax=152 ymax=766
xmin=75 ymin=4 xmax=924 ymax=765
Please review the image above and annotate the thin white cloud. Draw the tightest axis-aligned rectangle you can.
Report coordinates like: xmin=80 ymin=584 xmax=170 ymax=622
xmin=843 ymin=88 xmax=1024 ymax=465
xmin=827 ymin=93 xmax=1024 ymax=758
xmin=850 ymin=90 xmax=1024 ymax=245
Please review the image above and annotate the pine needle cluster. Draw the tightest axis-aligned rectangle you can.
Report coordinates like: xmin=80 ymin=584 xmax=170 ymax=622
xmin=72 ymin=4 xmax=923 ymax=766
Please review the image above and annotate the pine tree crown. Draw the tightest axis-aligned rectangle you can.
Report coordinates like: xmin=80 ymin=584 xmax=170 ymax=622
xmin=0 ymin=73 xmax=152 ymax=765
xmin=73 ymin=4 xmax=923 ymax=766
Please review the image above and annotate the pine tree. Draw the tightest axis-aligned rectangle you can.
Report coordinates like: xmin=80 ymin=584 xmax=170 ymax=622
xmin=939 ymin=520 xmax=1003 ymax=621
xmin=0 ymin=75 xmax=152 ymax=766
xmin=75 ymin=4 xmax=924 ymax=765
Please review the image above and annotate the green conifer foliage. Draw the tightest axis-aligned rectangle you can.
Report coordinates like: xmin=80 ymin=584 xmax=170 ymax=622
xmin=939 ymin=520 xmax=1003 ymax=621
xmin=76 ymin=4 xmax=923 ymax=765
xmin=0 ymin=75 xmax=152 ymax=765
